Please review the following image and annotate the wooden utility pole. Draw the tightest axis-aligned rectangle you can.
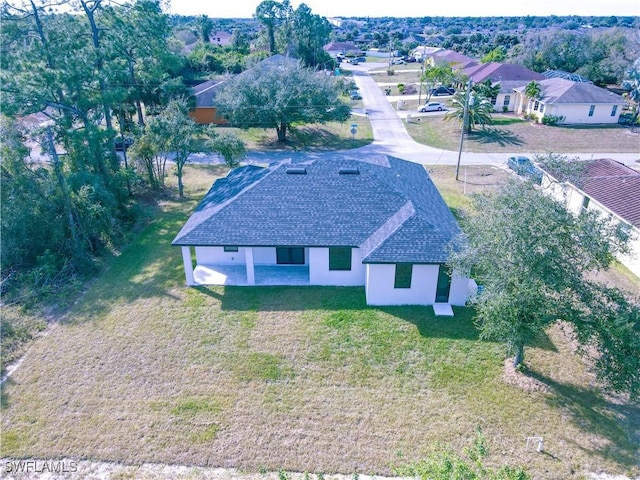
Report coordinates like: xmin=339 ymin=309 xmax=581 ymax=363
xmin=456 ymin=79 xmax=473 ymax=181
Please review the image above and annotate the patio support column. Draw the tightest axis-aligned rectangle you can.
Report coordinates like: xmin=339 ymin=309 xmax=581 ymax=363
xmin=245 ymin=247 xmax=255 ymax=285
xmin=181 ymin=246 xmax=196 ymax=286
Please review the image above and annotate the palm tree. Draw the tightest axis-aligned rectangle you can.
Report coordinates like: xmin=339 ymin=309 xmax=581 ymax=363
xmin=622 ymin=62 xmax=640 ymax=131
xmin=445 ymin=91 xmax=494 ymax=133
xmin=524 ymin=80 xmax=543 ymax=113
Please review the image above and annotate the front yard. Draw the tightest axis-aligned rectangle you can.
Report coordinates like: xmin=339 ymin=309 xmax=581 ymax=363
xmin=405 ymin=115 xmax=640 ymax=153
xmin=1 ymin=164 xmax=638 ymax=479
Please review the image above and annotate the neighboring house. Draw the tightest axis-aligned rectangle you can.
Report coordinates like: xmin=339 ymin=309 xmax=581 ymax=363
xmin=189 ymin=55 xmax=300 ymax=125
xmin=458 ymin=63 xmax=544 ymax=113
xmin=172 ymin=156 xmax=471 ymax=310
xmin=513 ymin=78 xmax=626 ymax=124
xmin=210 ymin=31 xmax=232 ymax=47
xmin=540 ymin=158 xmax=640 ymax=278
xmin=189 ymin=79 xmax=227 ymax=125
xmin=461 ymin=62 xmax=544 ymax=84
xmin=427 ymin=49 xmax=476 ymax=68
xmin=411 ymin=46 xmax=443 ymax=61
xmin=491 ymin=80 xmax=532 ymax=112
xmin=323 ymin=41 xmax=362 ymax=58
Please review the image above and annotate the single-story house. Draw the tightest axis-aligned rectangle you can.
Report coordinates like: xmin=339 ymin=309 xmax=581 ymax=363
xmin=461 ymin=62 xmax=544 ymax=84
xmin=189 ymin=79 xmax=227 ymax=125
xmin=210 ymin=31 xmax=232 ymax=47
xmin=540 ymin=158 xmax=640 ymax=278
xmin=189 ymin=55 xmax=301 ymax=125
xmin=427 ymin=49 xmax=476 ymax=68
xmin=491 ymin=80 xmax=532 ymax=112
xmin=411 ymin=46 xmax=443 ymax=61
xmin=323 ymin=41 xmax=363 ymax=58
xmin=172 ymin=155 xmax=471 ymax=309
xmin=513 ymin=78 xmax=626 ymax=124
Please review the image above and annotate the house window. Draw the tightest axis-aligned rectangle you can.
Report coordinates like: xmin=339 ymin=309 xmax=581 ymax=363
xmin=329 ymin=247 xmax=352 ymax=271
xmin=533 ymin=101 xmax=539 ymax=111
xmin=588 ymin=105 xmax=595 ymax=117
xmin=540 ymin=104 xmax=545 ymax=113
xmin=503 ymin=95 xmax=511 ymax=107
xmin=394 ymin=263 xmax=413 ymax=289
xmin=581 ymin=196 xmax=590 ymax=214
xmin=223 ymin=246 xmax=239 ymax=252
xmin=490 ymin=96 xmax=497 ymax=106
xmin=611 ymin=105 xmax=618 ymax=116
xmin=276 ymin=247 xmax=305 ymax=265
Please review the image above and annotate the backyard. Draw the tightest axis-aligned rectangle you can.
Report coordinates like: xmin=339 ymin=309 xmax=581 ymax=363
xmin=1 ymin=164 xmax=638 ymax=479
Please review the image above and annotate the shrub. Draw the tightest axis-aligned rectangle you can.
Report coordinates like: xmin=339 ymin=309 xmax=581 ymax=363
xmin=502 ymin=106 xmax=509 ymax=113
xmin=541 ymin=114 xmax=565 ymax=126
xmin=397 ymin=83 xmax=405 ymax=94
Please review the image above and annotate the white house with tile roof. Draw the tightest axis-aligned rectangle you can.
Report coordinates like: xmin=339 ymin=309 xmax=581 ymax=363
xmin=172 ymin=156 xmax=471 ymax=308
xmin=540 ymin=158 xmax=640 ymax=278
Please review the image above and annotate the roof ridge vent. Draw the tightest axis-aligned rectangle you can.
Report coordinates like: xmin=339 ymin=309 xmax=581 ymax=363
xmin=339 ymin=167 xmax=360 ymax=175
xmin=286 ymin=167 xmax=307 ymax=174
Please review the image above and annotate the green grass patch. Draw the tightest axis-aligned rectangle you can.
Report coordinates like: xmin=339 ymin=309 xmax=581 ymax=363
xmin=232 ymin=352 xmax=294 ymax=382
xmin=170 ymin=398 xmax=223 ymax=417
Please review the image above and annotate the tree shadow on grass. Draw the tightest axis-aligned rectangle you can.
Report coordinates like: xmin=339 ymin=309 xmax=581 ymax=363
xmin=63 ymin=200 xmax=189 ymax=324
xmin=470 ymin=127 xmax=524 ymax=147
xmin=527 ymin=369 xmax=640 ymax=467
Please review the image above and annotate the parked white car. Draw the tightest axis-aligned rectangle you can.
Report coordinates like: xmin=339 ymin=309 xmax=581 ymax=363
xmin=418 ymin=102 xmax=447 ymax=112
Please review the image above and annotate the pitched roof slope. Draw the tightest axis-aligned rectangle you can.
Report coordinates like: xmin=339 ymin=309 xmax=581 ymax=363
xmin=537 ymin=78 xmax=625 ymax=104
xmin=173 ymin=156 xmax=461 ymax=264
xmin=545 ymin=159 xmax=640 ymax=228
xmin=579 ymin=159 xmax=640 ymax=228
xmin=462 ymin=62 xmax=545 ymax=83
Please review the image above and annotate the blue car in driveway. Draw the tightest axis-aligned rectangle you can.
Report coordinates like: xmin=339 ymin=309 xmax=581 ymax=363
xmin=507 ymin=156 xmax=542 ymax=184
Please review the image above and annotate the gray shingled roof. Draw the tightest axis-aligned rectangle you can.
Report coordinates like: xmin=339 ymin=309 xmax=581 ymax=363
xmin=537 ymin=78 xmax=625 ymax=104
xmin=172 ymin=156 xmax=461 ymax=264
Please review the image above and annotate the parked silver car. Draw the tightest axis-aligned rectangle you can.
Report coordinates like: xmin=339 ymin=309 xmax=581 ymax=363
xmin=417 ymin=102 xmax=447 ymax=112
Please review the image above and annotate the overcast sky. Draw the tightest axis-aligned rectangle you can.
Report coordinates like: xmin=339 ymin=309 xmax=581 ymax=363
xmin=166 ymin=0 xmax=640 ymax=18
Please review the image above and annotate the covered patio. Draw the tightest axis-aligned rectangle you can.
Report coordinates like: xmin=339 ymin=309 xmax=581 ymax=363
xmin=193 ymin=264 xmax=310 ymax=286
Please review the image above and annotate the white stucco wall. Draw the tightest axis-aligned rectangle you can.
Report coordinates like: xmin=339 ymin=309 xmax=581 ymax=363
xmin=533 ymin=103 xmax=623 ymax=124
xmin=449 ymin=272 xmax=470 ymax=306
xmin=308 ymin=247 xmax=366 ymax=286
xmin=494 ymin=93 xmax=514 ymax=112
xmin=253 ymin=247 xmax=277 ymax=265
xmin=541 ymin=175 xmax=640 ymax=279
xmin=194 ymin=246 xmax=312 ymax=266
xmin=195 ymin=246 xmax=247 ymax=265
xmin=365 ymin=263 xmax=439 ymax=305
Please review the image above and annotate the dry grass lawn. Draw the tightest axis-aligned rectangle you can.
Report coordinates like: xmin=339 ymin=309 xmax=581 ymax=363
xmin=405 ymin=115 xmax=640 ymax=154
xmin=1 ymin=165 xmax=638 ymax=479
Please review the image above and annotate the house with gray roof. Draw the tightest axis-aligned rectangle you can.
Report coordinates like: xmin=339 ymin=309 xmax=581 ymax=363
xmin=172 ymin=155 xmax=470 ymax=308
xmin=513 ymin=78 xmax=626 ymax=124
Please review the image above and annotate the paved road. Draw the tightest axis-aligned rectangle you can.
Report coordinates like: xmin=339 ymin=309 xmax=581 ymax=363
xmin=192 ymin=61 xmax=640 ymax=168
